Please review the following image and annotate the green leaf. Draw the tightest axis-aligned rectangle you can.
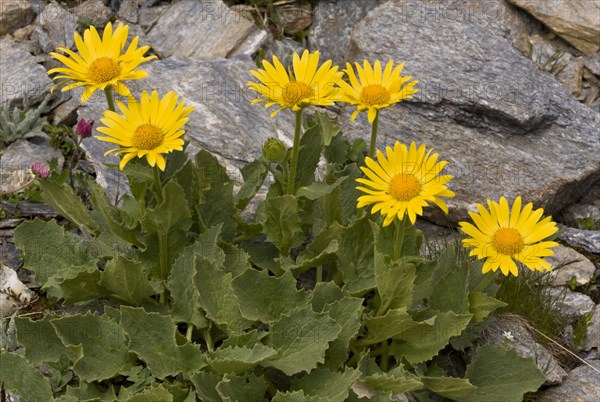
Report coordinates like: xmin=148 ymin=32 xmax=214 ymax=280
xmin=294 ymin=124 xmax=322 ymax=189
xmin=13 ymin=219 xmax=98 ymax=299
xmin=0 ymin=353 xmax=52 ymax=400
xmin=39 ymin=178 xmax=99 ymax=232
xmin=465 ymin=346 xmax=545 ymax=402
xmin=313 ymin=110 xmax=340 ymax=146
xmin=232 ymin=270 xmax=305 ymax=322
xmin=99 ymin=255 xmax=159 ymax=305
xmin=391 ymin=311 xmax=473 ymax=364
xmin=291 ymin=367 xmax=361 ymax=401
xmin=235 ymin=159 xmax=268 ymax=210
xmin=336 ymin=164 xmax=363 ymax=225
xmin=261 ymin=195 xmax=304 ymax=255
xmin=195 ymin=150 xmax=237 ymax=241
xmin=272 ymin=391 xmax=322 ymax=402
xmin=357 ymin=361 xmax=423 ymax=395
xmin=362 ymin=308 xmax=417 ymax=345
xmin=421 ymin=376 xmax=477 ymax=400
xmin=50 ymin=313 xmax=134 ymax=381
xmin=338 ymin=214 xmax=375 ymax=295
xmin=194 ymin=256 xmax=250 ymax=335
xmin=216 ymin=373 xmax=268 ymax=402
xmin=60 ymin=269 xmax=109 ymax=304
xmin=374 ymin=252 xmax=416 ymax=315
xmin=295 ymin=222 xmax=345 ymax=272
xmin=208 ymin=344 xmax=277 ymax=374
xmin=321 ymin=296 xmax=364 ymax=369
xmin=119 ymin=307 xmax=206 ymax=378
xmin=141 ymin=180 xmax=191 ymax=235
xmin=264 ymin=305 xmax=341 ymax=375
xmin=190 ymin=371 xmax=222 ymax=402
xmin=428 ymin=247 xmax=470 ymax=314
xmin=296 ymin=177 xmax=347 ymax=200
xmin=123 ymin=385 xmax=174 ymax=402
xmin=468 ymin=292 xmax=507 ymax=322
xmin=15 ymin=315 xmax=76 ymax=365
xmin=87 ymin=181 xmax=139 ymax=245
xmin=309 ymin=281 xmax=346 ymax=312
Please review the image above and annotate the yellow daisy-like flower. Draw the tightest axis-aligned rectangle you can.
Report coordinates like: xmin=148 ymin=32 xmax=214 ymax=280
xmin=48 ymin=22 xmax=155 ymax=104
xmin=96 ymin=90 xmax=194 ymax=171
xmin=339 ymin=60 xmax=419 ymax=123
xmin=356 ymin=141 xmax=454 ymax=226
xmin=459 ymin=196 xmax=559 ymax=277
xmin=247 ymin=49 xmax=343 ymax=117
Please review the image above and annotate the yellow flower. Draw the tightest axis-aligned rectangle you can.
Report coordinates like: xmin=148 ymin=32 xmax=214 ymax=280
xmin=356 ymin=141 xmax=454 ymax=226
xmin=48 ymin=22 xmax=155 ymax=104
xmin=339 ymin=60 xmax=418 ymax=123
xmin=96 ymin=90 xmax=194 ymax=171
xmin=247 ymin=50 xmax=343 ymax=117
xmin=460 ymin=197 xmax=559 ymax=276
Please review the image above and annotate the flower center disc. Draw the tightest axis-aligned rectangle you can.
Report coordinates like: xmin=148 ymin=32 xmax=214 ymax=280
xmin=132 ymin=124 xmax=163 ymax=150
xmin=492 ymin=227 xmax=524 ymax=255
xmin=388 ymin=173 xmax=422 ymax=201
xmin=88 ymin=57 xmax=121 ymax=84
xmin=360 ymin=84 xmax=391 ymax=106
xmin=282 ymin=82 xmax=314 ymax=106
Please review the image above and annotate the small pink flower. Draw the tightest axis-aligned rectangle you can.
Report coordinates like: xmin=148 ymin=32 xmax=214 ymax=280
xmin=75 ymin=118 xmax=94 ymax=138
xmin=31 ymin=162 xmax=50 ymax=178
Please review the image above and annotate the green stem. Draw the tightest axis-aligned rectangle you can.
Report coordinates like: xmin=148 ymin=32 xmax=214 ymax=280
xmin=380 ymin=340 xmax=390 ymax=371
xmin=158 ymin=233 xmax=169 ymax=304
xmin=286 ymin=109 xmax=303 ymax=195
xmin=186 ymin=324 xmax=194 ymax=342
xmin=369 ymin=110 xmax=379 ymax=158
xmin=475 ymin=272 xmax=496 ymax=293
xmin=203 ymin=326 xmax=214 ymax=353
xmin=316 ymin=265 xmax=323 ymax=284
xmin=103 ymin=87 xmax=116 ymax=112
xmin=152 ymin=165 xmax=163 ymax=204
xmin=392 ymin=218 xmax=405 ymax=261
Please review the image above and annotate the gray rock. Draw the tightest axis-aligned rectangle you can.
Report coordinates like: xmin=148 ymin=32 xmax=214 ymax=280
xmin=343 ymin=0 xmax=600 ymax=225
xmin=558 ymin=225 xmax=600 ymax=254
xmin=507 ymin=0 xmax=600 ymax=55
xmin=309 ymin=0 xmax=382 ymax=66
xmin=137 ymin=3 xmax=168 ymax=32
xmin=0 ymin=39 xmax=52 ymax=107
xmin=563 ymin=203 xmax=600 ymax=228
xmin=0 ymin=138 xmax=64 ymax=193
xmin=548 ymin=288 xmax=595 ymax=318
xmin=146 ymin=0 xmax=256 ymax=60
xmin=262 ymin=37 xmax=305 ymax=67
xmin=278 ymin=1 xmax=312 ymax=35
xmin=547 ymin=245 xmax=596 ymax=286
xmin=0 ymin=265 xmax=35 ymax=316
xmin=585 ymin=57 xmax=600 ymax=77
xmin=481 ymin=316 xmax=567 ymax=385
xmin=583 ymin=304 xmax=600 ymax=351
xmin=229 ymin=27 xmax=268 ymax=58
xmin=72 ymin=0 xmax=113 ymax=27
xmin=0 ymin=0 xmax=37 ymax=36
xmin=555 ymin=56 xmax=584 ymax=97
xmin=539 ymin=360 xmax=600 ymax=402
xmin=78 ymin=56 xmax=294 ymax=200
xmin=529 ymin=33 xmax=559 ymax=71
xmin=117 ymin=0 xmax=138 ymax=23
xmin=31 ymin=0 xmax=78 ymax=53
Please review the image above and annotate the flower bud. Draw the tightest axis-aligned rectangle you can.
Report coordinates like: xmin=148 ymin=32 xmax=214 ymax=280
xmin=75 ymin=118 xmax=94 ymax=138
xmin=262 ymin=137 xmax=287 ymax=163
xmin=31 ymin=162 xmax=50 ymax=178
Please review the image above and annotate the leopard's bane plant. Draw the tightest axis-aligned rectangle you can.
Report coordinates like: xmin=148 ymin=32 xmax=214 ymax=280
xmin=96 ymin=90 xmax=194 ymax=171
xmin=48 ymin=22 xmax=155 ymax=110
xmin=340 ymin=60 xmax=419 ymax=157
xmin=248 ymin=49 xmax=343 ymax=194
xmin=460 ymin=196 xmax=559 ymax=276
xmin=356 ymin=141 xmax=454 ymax=226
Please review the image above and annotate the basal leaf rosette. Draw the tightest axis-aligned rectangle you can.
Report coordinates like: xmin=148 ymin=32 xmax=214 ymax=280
xmin=356 ymin=141 xmax=454 ymax=226
xmin=48 ymin=22 xmax=155 ymax=103
xmin=96 ymin=90 xmax=194 ymax=170
xmin=459 ymin=196 xmax=559 ymax=276
xmin=339 ymin=60 xmax=418 ymax=124
xmin=247 ymin=49 xmax=343 ymax=117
